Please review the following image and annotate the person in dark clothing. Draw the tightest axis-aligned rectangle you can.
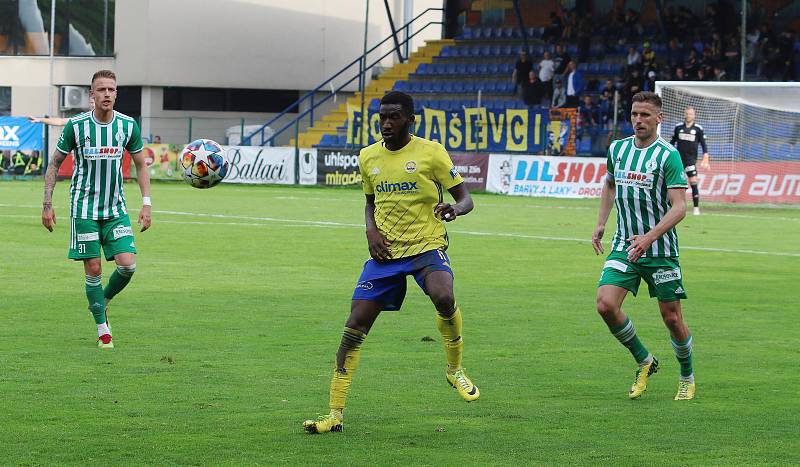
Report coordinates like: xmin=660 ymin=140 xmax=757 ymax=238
xmin=512 ymin=49 xmax=534 ymax=101
xmin=670 ymin=106 xmax=710 ymax=215
xmin=553 ymin=43 xmax=571 ymax=75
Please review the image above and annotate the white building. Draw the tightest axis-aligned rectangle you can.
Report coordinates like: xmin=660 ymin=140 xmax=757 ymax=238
xmin=0 ymin=0 xmax=442 ymax=146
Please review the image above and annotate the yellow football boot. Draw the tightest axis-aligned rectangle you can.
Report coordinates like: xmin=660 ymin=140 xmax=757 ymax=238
xmin=674 ymin=380 xmax=696 ymax=400
xmin=629 ymin=357 xmax=658 ymax=399
xmin=447 ymin=368 xmax=480 ymax=402
xmin=303 ymin=412 xmax=343 ymax=434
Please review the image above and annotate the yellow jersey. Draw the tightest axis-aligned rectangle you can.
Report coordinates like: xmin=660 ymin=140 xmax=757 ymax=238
xmin=359 ymin=136 xmax=464 ymax=259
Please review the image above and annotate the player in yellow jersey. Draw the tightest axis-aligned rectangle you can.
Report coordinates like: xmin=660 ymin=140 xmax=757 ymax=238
xmin=304 ymin=91 xmax=478 ymax=434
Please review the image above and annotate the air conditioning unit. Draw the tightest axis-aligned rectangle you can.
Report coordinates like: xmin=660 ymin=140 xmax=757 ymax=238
xmin=59 ymin=86 xmax=91 ymax=110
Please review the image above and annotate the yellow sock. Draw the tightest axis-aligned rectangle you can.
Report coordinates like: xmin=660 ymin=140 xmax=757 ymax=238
xmin=329 ymin=327 xmax=366 ymax=414
xmin=436 ymin=305 xmax=463 ymax=372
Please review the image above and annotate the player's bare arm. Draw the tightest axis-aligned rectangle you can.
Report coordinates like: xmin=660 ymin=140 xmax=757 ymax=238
xmin=42 ymin=149 xmax=68 ymax=232
xmin=626 ymin=187 xmax=686 ymax=261
xmin=130 ymin=150 xmax=152 ymax=232
xmin=592 ymin=174 xmax=615 ymax=255
xmin=365 ymin=194 xmax=391 ymax=260
xmin=434 ymin=183 xmax=473 ymax=222
xmin=700 ymin=152 xmax=711 ymax=169
xmin=28 ymin=116 xmax=70 ymax=126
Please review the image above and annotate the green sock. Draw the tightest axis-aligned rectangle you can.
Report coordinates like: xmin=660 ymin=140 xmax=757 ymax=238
xmin=671 ymin=335 xmax=694 ymax=378
xmin=610 ymin=318 xmax=650 ymax=364
xmin=104 ymin=264 xmax=136 ymax=301
xmin=85 ymin=275 xmax=106 ymax=325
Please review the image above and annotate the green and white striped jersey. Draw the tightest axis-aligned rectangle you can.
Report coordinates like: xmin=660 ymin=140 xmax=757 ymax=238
xmin=607 ymin=136 xmax=688 ymax=257
xmin=56 ymin=111 xmax=144 ymax=220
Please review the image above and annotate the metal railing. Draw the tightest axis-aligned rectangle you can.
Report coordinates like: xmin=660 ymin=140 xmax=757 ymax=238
xmin=243 ymin=7 xmax=443 ymax=147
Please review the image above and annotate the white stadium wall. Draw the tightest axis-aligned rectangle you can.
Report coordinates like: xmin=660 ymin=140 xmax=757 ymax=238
xmin=3 ymin=0 xmax=442 ymax=144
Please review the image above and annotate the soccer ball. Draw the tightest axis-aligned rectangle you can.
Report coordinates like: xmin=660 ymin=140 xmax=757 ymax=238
xmin=180 ymin=139 xmax=229 ymax=189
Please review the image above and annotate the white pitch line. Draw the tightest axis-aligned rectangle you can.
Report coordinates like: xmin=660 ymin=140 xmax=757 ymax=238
xmin=2 ymin=208 xmax=799 ymax=258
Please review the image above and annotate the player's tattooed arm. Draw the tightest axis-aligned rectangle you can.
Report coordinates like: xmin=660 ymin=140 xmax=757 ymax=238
xmin=42 ymin=150 xmax=67 ymax=232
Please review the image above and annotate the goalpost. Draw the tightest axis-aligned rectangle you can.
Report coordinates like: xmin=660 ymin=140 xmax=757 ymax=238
xmin=655 ymin=81 xmax=800 ymax=205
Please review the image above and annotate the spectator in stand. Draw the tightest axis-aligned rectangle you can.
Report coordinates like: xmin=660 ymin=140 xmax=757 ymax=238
xmin=543 ymin=11 xmax=564 ymax=42
xmin=642 ymin=41 xmax=657 ymax=72
xmin=627 ymin=46 xmax=642 ymax=70
xmin=579 ymin=95 xmax=600 ymax=132
xmin=622 ymin=68 xmax=644 ymax=112
xmin=524 ymin=73 xmax=546 ymax=107
xmin=644 ymin=70 xmax=657 ymax=92
xmin=623 ymin=9 xmax=643 ymax=41
xmin=685 ymin=49 xmax=701 ymax=77
xmin=712 ymin=65 xmax=728 ymax=81
xmin=538 ymin=51 xmax=555 ymax=100
xmin=723 ymin=36 xmax=740 ymax=75
xmin=674 ymin=66 xmax=687 ymax=81
xmin=512 ymin=49 xmax=534 ymax=101
xmin=696 ymin=67 xmax=708 ymax=81
xmin=551 ymin=77 xmax=566 ymax=108
xmin=598 ymin=79 xmax=616 ymax=127
xmin=665 ymin=38 xmax=685 ymax=70
xmin=553 ymin=43 xmax=571 ymax=75
xmin=562 ymin=10 xmax=578 ymax=40
xmin=710 ymin=32 xmax=724 ymax=64
xmin=564 ymin=60 xmax=584 ymax=107
xmin=777 ymin=31 xmax=797 ymax=81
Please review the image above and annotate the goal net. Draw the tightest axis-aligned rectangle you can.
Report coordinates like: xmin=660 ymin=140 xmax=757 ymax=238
xmin=655 ymin=81 xmax=800 ymax=204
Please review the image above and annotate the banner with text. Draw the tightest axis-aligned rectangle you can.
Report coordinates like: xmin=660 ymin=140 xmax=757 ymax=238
xmin=222 ymin=146 xmax=296 ymax=184
xmin=0 ymin=117 xmax=43 ymax=151
xmin=692 ymin=161 xmax=800 ymax=204
xmin=317 ymin=148 xmax=361 ymax=186
xmin=450 ymin=153 xmax=489 ymax=191
xmin=487 ymin=155 xmax=606 ymax=197
xmin=347 ymin=105 xmax=548 ymax=153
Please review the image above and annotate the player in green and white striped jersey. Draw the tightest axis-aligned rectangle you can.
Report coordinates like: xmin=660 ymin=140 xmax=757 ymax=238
xmin=591 ymin=92 xmax=696 ymax=401
xmin=42 ymin=70 xmax=152 ymax=350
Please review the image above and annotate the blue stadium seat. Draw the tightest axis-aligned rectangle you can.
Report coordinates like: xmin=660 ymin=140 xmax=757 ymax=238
xmin=461 ymin=27 xmax=473 ymax=39
xmin=450 ymin=81 xmax=465 ymax=93
xmin=480 ymin=45 xmax=492 ymax=56
xmin=462 ymin=81 xmax=475 ymax=92
xmin=393 ymin=81 xmax=408 ymax=91
xmin=588 ymin=63 xmax=600 ymax=73
xmin=494 ymin=28 xmax=503 ymax=39
xmin=415 ymin=63 xmax=428 ymax=75
xmin=487 ymin=63 xmax=499 ymax=73
xmin=476 ymin=62 xmax=488 ymax=74
xmin=465 ymin=62 xmax=478 ymax=74
xmin=577 ymin=136 xmax=592 ymax=154
xmin=445 ymin=63 xmax=456 ymax=74
xmin=368 ymin=98 xmax=380 ymax=111
xmin=455 ymin=62 xmax=467 ymax=74
xmin=501 ymin=44 xmax=513 ymax=56
xmin=578 ymin=63 xmax=589 ymax=71
xmin=567 ymin=44 xmax=578 ymax=54
xmin=336 ymin=134 xmax=348 ymax=146
xmin=482 ymin=27 xmax=494 ymax=38
xmin=317 ymin=134 xmax=337 ymax=146
xmin=440 ymin=46 xmax=453 ymax=57
xmin=502 ymin=27 xmax=515 ymax=39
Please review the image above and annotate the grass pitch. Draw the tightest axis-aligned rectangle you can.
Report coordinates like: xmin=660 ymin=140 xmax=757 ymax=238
xmin=1 ymin=180 xmax=798 ymax=465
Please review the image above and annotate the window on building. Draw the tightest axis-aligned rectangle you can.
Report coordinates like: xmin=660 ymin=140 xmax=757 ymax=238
xmin=0 ymin=0 xmax=114 ymax=56
xmin=0 ymin=87 xmax=10 ymax=116
xmin=163 ymin=88 xmax=300 ymax=113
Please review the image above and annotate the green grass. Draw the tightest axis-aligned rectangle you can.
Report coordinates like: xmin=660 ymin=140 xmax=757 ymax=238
xmin=1 ymin=180 xmax=798 ymax=465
